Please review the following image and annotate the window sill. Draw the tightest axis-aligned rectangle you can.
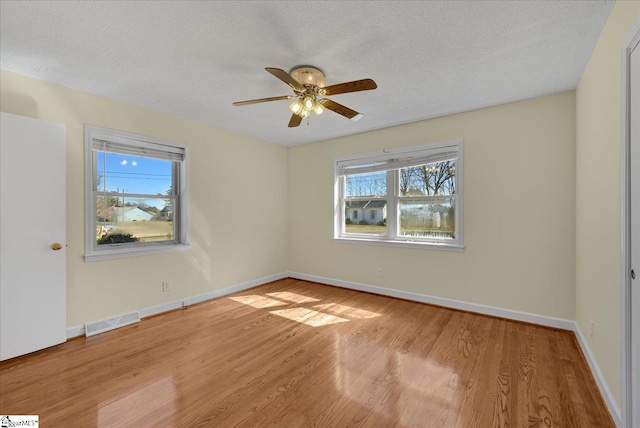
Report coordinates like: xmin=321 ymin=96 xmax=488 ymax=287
xmin=332 ymin=237 xmax=464 ymax=252
xmin=84 ymin=243 xmax=191 ymax=262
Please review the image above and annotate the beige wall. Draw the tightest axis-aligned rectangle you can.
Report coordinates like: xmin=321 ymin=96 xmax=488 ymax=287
xmin=576 ymin=0 xmax=640 ymax=410
xmin=289 ymin=92 xmax=577 ymax=320
xmin=0 ymin=70 xmax=289 ymax=327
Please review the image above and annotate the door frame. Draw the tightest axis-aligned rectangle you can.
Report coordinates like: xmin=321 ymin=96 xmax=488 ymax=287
xmin=620 ymin=17 xmax=640 ymax=428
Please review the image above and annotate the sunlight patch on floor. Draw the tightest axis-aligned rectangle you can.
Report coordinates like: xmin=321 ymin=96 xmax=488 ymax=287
xmin=230 ymin=291 xmax=377 ymax=327
xmin=229 ymin=295 xmax=288 ymax=308
xmin=265 ymin=291 xmax=321 ymax=303
xmin=270 ymin=307 xmax=349 ymax=327
xmin=313 ymin=302 xmax=380 ymax=319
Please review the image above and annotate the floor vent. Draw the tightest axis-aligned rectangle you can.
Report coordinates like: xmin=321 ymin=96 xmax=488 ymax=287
xmin=85 ymin=312 xmax=140 ymax=337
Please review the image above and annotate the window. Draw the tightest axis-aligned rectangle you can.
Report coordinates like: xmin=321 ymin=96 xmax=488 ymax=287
xmin=84 ymin=125 xmax=189 ymax=261
xmin=334 ymin=140 xmax=463 ymax=250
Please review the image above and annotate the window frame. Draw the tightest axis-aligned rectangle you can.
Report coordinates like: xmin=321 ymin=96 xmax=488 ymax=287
xmin=333 ymin=140 xmax=464 ymax=251
xmin=84 ymin=125 xmax=190 ymax=262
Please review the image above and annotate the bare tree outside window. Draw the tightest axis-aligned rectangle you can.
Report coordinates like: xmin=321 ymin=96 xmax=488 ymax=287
xmin=345 ymin=171 xmax=386 ymax=197
xmin=400 ymin=161 xmax=456 ymax=196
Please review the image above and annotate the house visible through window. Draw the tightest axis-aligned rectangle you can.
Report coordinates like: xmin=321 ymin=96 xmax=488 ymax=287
xmin=84 ymin=125 xmax=189 ymax=261
xmin=334 ymin=140 xmax=463 ymax=250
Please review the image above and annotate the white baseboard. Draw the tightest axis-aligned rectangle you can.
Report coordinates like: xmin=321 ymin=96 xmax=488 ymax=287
xmin=573 ymin=323 xmax=621 ymax=427
xmin=66 ymin=324 xmax=85 ymax=339
xmin=66 ymin=271 xmax=288 ymax=339
xmin=288 ymin=271 xmax=574 ymax=330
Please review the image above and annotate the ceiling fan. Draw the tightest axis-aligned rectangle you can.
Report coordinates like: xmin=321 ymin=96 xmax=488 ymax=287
xmin=233 ymin=66 xmax=377 ymax=128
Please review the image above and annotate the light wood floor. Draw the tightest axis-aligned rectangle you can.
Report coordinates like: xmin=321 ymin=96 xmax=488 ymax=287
xmin=0 ymin=278 xmax=613 ymax=427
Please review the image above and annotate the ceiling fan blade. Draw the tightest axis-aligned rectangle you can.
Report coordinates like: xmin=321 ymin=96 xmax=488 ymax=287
xmin=288 ymin=113 xmax=302 ymax=128
xmin=266 ymin=67 xmax=305 ymax=92
xmin=233 ymin=95 xmax=294 ymax=106
xmin=322 ymin=78 xmax=377 ymax=96
xmin=320 ymin=99 xmax=363 ymax=121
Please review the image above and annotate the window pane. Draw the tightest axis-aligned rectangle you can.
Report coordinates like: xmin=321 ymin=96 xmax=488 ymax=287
xmin=96 ymin=151 xmax=172 ymax=196
xmin=399 ymin=199 xmax=455 ymax=239
xmin=399 ymin=160 xmax=456 ymax=196
xmin=345 ymin=200 xmax=386 ymax=235
xmin=96 ymin=197 xmax=174 ymax=245
xmin=345 ymin=171 xmax=386 ymax=198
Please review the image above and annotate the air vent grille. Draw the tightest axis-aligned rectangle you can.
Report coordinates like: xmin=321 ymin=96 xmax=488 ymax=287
xmin=85 ymin=312 xmax=140 ymax=337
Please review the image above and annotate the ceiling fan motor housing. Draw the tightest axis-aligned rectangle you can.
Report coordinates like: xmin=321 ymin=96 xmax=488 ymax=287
xmin=290 ymin=66 xmax=325 ymax=88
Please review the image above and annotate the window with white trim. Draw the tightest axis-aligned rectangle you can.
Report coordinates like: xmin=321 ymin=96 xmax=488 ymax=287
xmin=84 ymin=125 xmax=189 ymax=261
xmin=334 ymin=140 xmax=463 ymax=250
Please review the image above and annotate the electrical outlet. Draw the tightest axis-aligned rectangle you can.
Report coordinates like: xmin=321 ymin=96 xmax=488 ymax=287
xmin=162 ymin=280 xmax=171 ymax=292
xmin=590 ymin=320 xmax=594 ymax=339
xmin=377 ymin=268 xmax=384 ymax=278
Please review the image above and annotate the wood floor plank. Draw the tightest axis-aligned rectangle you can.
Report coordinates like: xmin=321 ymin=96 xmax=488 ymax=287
xmin=0 ymin=278 xmax=614 ymax=427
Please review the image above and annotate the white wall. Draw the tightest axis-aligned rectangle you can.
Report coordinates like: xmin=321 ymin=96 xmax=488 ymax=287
xmin=575 ymin=0 xmax=640 ymax=410
xmin=289 ymin=92 xmax=576 ymax=320
xmin=0 ymin=69 xmax=289 ymax=327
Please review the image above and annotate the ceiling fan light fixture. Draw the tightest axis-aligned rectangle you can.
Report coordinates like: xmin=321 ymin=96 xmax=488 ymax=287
xmin=290 ymin=95 xmax=324 ymax=118
xmin=303 ymin=96 xmax=314 ymax=110
xmin=289 ymin=99 xmax=303 ymax=114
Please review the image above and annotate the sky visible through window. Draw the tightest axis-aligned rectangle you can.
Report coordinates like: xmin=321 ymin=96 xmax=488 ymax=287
xmin=97 ymin=152 xmax=171 ymax=208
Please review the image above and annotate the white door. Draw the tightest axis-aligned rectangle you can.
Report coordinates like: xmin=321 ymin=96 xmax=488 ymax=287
xmin=630 ymin=35 xmax=640 ymax=428
xmin=0 ymin=112 xmax=66 ymax=361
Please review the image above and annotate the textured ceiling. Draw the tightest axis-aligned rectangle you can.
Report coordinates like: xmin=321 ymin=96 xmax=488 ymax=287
xmin=0 ymin=1 xmax=614 ymax=147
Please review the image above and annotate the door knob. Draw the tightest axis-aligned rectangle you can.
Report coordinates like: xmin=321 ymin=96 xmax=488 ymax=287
xmin=632 ymin=269 xmax=636 ymax=280
xmin=50 ymin=242 xmax=63 ymax=251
